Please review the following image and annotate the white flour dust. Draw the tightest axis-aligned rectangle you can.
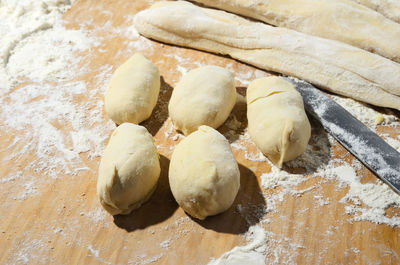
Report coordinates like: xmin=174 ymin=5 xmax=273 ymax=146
xmin=1 ymin=0 xmax=400 ymax=264
xmin=332 ymin=95 xmax=400 ymax=129
xmin=0 ymin=0 xmax=115 ymax=184
xmin=208 ymin=225 xmax=268 ymax=265
xmin=203 ymin=79 xmax=400 ymax=262
xmin=0 ymin=0 xmax=90 ymax=90
xmin=227 ymin=98 xmax=400 ymax=227
xmin=332 ymin=165 xmax=400 ymax=226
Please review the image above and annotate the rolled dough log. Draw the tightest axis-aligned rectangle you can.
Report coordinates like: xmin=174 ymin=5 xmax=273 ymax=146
xmin=97 ymin=123 xmax=160 ymax=215
xmin=134 ymin=1 xmax=400 ymax=110
xmin=191 ymin=0 xmax=400 ymax=63
xmin=169 ymin=125 xmax=240 ymax=220
xmin=168 ymin=65 xmax=236 ymax=135
xmin=247 ymin=76 xmax=311 ymax=167
xmin=351 ymin=0 xmax=400 ymax=23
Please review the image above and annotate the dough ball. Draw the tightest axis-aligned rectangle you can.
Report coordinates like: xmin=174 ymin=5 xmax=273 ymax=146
xmin=97 ymin=123 xmax=160 ymax=215
xmin=247 ymin=76 xmax=311 ymax=167
xmin=169 ymin=125 xmax=240 ymax=220
xmin=168 ymin=65 xmax=237 ymax=135
xmin=105 ymin=53 xmax=160 ymax=125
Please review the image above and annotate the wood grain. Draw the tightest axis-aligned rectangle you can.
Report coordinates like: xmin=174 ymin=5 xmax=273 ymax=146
xmin=0 ymin=1 xmax=399 ymax=264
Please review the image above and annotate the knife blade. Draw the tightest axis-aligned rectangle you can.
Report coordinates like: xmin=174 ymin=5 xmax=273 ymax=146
xmin=284 ymin=77 xmax=400 ymax=194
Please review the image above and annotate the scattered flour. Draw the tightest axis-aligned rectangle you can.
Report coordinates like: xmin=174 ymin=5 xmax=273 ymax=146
xmin=1 ymin=81 xmax=113 ymax=179
xmin=261 ymin=165 xmax=304 ymax=189
xmin=0 ymin=0 xmax=93 ymax=90
xmin=13 ymin=180 xmax=38 ymax=200
xmin=0 ymin=0 xmax=116 ymax=184
xmin=228 ymin=92 xmax=400 ymax=228
xmin=84 ymin=207 xmax=109 ymax=225
xmin=258 ymin=138 xmax=400 ymax=227
xmin=386 ymin=135 xmax=400 ymax=152
xmin=0 ymin=171 xmax=23 ymax=183
xmin=7 ymin=27 xmax=91 ymax=83
xmin=87 ymin=245 xmax=113 ymax=265
xmin=140 ymin=253 xmax=164 ymax=265
xmin=329 ymin=165 xmax=400 ymax=226
xmin=208 ymin=225 xmax=268 ymax=265
xmin=13 ymin=238 xmax=48 ymax=265
xmin=0 ymin=1 xmax=117 ymax=262
xmin=332 ymin=95 xmax=399 ymax=129
xmin=217 ymin=87 xmax=400 ymax=262
xmin=245 ymin=151 xmax=268 ymax=163
xmin=159 ymin=239 xmax=171 ymax=250
xmin=1 ymin=1 xmax=400 ymax=264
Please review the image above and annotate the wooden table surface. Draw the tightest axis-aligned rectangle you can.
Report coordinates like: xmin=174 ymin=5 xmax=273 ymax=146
xmin=1 ymin=1 xmax=399 ymax=264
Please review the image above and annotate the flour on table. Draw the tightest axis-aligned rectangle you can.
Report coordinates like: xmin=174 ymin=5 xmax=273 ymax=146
xmin=0 ymin=0 xmax=113 ymax=178
xmin=208 ymin=225 xmax=268 ymax=265
xmin=215 ymin=73 xmax=400 ymax=262
xmin=140 ymin=253 xmax=165 ymax=265
xmin=0 ymin=0 xmax=117 ymax=218
xmin=159 ymin=239 xmax=172 ymax=250
xmin=14 ymin=238 xmax=48 ymax=265
xmin=83 ymin=207 xmax=109 ymax=225
xmin=0 ymin=0 xmax=93 ymax=90
xmin=261 ymin=165 xmax=305 ymax=190
xmin=332 ymin=95 xmax=400 ymax=129
xmin=386 ymin=135 xmax=400 ymax=152
xmin=1 ymin=0 xmax=400 ymax=264
xmin=330 ymin=165 xmax=400 ymax=226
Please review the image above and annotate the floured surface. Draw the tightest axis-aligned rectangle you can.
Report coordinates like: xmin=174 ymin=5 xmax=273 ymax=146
xmin=0 ymin=1 xmax=399 ymax=264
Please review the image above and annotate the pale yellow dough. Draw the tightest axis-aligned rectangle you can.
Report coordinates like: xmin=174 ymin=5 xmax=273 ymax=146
xmin=191 ymin=0 xmax=400 ymax=62
xmin=97 ymin=123 xmax=160 ymax=215
xmin=168 ymin=65 xmax=236 ymax=135
xmin=247 ymin=76 xmax=311 ymax=167
xmin=105 ymin=53 xmax=160 ymax=125
xmin=351 ymin=0 xmax=400 ymax=23
xmin=169 ymin=125 xmax=240 ymax=220
xmin=134 ymin=1 xmax=400 ymax=110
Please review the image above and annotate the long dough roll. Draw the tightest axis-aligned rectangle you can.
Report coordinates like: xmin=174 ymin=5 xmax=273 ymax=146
xmin=134 ymin=1 xmax=400 ymax=110
xmin=191 ymin=0 xmax=400 ymax=63
xmin=351 ymin=0 xmax=400 ymax=23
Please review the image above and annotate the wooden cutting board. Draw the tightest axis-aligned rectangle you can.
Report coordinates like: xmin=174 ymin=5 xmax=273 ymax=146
xmin=1 ymin=0 xmax=399 ymax=264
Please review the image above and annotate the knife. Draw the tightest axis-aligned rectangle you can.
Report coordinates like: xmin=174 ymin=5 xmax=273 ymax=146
xmin=284 ymin=77 xmax=400 ymax=194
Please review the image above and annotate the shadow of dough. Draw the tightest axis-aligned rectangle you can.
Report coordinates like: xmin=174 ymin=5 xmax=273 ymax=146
xmin=218 ymin=86 xmax=248 ymax=143
xmin=113 ymin=155 xmax=178 ymax=231
xmin=283 ymin=115 xmax=332 ymax=175
xmin=141 ymin=76 xmax=173 ymax=136
xmin=191 ymin=163 xmax=266 ymax=235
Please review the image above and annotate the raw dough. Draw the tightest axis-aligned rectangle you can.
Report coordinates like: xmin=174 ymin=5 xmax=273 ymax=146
xmin=105 ymin=53 xmax=160 ymax=125
xmin=351 ymin=0 xmax=400 ymax=23
xmin=134 ymin=1 xmax=400 ymax=110
xmin=247 ymin=76 xmax=311 ymax=167
xmin=168 ymin=65 xmax=236 ymax=135
xmin=191 ymin=0 xmax=400 ymax=63
xmin=169 ymin=125 xmax=240 ymax=220
xmin=97 ymin=123 xmax=160 ymax=215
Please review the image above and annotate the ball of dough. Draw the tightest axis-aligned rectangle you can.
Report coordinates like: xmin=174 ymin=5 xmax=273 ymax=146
xmin=169 ymin=125 xmax=240 ymax=220
xmin=97 ymin=123 xmax=160 ymax=215
xmin=168 ymin=65 xmax=237 ymax=135
xmin=105 ymin=53 xmax=160 ymax=125
xmin=247 ymin=76 xmax=311 ymax=167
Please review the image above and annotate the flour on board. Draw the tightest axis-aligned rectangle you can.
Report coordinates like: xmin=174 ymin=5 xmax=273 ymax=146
xmin=0 ymin=0 xmax=116 ymax=184
xmin=207 ymin=225 xmax=268 ymax=265
xmin=1 ymin=0 xmax=400 ymax=264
